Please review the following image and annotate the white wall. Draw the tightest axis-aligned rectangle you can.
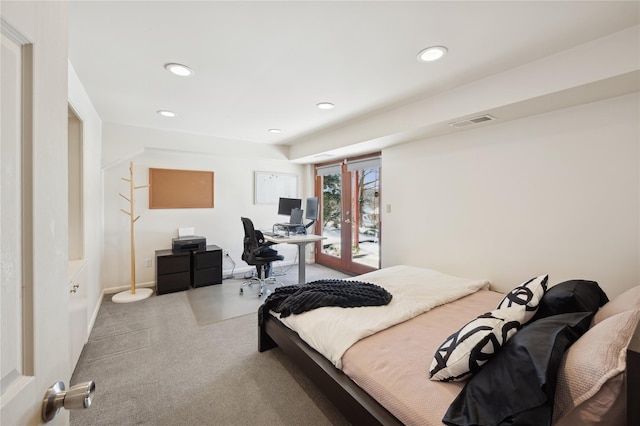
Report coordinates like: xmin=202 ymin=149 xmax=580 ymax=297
xmin=101 ymin=123 xmax=308 ymax=290
xmin=382 ymin=93 xmax=639 ymax=298
xmin=68 ymin=62 xmax=104 ymax=336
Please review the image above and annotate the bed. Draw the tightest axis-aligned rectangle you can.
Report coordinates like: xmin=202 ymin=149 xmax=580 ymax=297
xmin=258 ymin=265 xmax=640 ymax=425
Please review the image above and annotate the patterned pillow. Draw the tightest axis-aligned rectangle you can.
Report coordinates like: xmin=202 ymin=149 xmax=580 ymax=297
xmin=429 ymin=306 xmax=524 ymax=382
xmin=496 ymin=274 xmax=549 ymax=323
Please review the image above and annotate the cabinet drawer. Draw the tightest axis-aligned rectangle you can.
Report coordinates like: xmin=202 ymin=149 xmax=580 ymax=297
xmin=157 ymin=271 xmax=190 ymax=295
xmin=193 ymin=250 xmax=221 ymax=269
xmin=192 ymin=266 xmax=222 ymax=287
xmin=157 ymin=253 xmax=190 ymax=275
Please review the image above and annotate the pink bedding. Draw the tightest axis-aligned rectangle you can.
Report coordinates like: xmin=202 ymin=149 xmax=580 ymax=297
xmin=341 ymin=289 xmax=504 ymax=426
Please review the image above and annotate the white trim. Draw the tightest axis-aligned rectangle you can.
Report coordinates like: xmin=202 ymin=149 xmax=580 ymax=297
xmin=0 ymin=18 xmax=31 ymax=45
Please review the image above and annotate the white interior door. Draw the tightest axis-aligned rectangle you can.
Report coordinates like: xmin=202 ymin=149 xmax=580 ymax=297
xmin=1 ymin=14 xmax=70 ymax=425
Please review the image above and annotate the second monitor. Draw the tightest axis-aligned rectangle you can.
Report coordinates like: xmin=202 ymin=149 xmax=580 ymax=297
xmin=305 ymin=196 xmax=318 ymax=220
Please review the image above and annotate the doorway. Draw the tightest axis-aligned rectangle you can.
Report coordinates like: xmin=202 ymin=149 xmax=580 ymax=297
xmin=314 ymin=155 xmax=381 ymax=275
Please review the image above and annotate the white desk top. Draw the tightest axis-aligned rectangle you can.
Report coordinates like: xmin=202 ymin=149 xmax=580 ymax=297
xmin=264 ymin=233 xmax=326 ymax=244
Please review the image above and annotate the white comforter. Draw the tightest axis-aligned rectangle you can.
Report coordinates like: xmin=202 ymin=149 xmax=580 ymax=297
xmin=277 ymin=265 xmax=490 ymax=368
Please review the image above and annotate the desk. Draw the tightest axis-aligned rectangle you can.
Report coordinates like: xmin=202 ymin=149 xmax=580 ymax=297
xmin=264 ymin=233 xmax=326 ymax=284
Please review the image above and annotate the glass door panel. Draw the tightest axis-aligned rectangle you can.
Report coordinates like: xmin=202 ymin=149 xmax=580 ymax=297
xmin=320 ymin=172 xmax=342 ymax=260
xmin=351 ymin=167 xmax=380 ymax=269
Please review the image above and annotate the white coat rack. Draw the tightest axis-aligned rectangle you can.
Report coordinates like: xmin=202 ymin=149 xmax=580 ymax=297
xmin=112 ymin=161 xmax=153 ymax=303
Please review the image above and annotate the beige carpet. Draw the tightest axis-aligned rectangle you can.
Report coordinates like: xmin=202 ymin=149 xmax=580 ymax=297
xmin=71 ymin=263 xmax=352 ymax=426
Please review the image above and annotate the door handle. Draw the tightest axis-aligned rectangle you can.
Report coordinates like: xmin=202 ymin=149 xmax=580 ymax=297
xmin=42 ymin=380 xmax=95 ymax=422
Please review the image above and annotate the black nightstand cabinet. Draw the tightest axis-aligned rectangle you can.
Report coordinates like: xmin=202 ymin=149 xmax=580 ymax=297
xmin=155 ymin=249 xmax=191 ymax=295
xmin=192 ymin=245 xmax=223 ymax=287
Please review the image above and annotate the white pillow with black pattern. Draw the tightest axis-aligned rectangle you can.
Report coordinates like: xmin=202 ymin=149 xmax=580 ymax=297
xmin=496 ymin=274 xmax=549 ymax=324
xmin=429 ymin=306 xmax=524 ymax=382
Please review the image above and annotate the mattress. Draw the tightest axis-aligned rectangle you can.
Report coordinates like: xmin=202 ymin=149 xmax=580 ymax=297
xmin=341 ymin=289 xmax=504 ymax=426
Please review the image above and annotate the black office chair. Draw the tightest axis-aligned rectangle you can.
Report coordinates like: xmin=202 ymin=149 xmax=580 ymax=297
xmin=240 ymin=217 xmax=284 ymax=297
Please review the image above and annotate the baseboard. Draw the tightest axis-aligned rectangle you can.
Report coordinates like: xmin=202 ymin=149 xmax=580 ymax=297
xmin=103 ymin=260 xmax=299 ymax=293
xmin=87 ymin=288 xmax=104 ymax=336
xmin=225 ymin=260 xmax=298 ymax=279
xmin=104 ymin=281 xmax=155 ymax=295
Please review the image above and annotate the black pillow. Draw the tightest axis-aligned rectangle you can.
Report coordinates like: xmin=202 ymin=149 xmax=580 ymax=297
xmin=443 ymin=311 xmax=593 ymax=426
xmin=531 ymin=279 xmax=608 ymax=321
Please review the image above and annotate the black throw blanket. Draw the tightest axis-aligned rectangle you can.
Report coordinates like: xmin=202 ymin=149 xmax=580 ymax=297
xmin=258 ymin=279 xmax=392 ymax=325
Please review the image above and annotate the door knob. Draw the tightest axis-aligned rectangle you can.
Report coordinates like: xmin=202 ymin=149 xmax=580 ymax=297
xmin=42 ymin=380 xmax=95 ymax=422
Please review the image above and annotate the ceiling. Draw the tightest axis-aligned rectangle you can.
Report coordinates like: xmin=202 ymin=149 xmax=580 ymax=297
xmin=68 ymin=1 xmax=640 ymax=156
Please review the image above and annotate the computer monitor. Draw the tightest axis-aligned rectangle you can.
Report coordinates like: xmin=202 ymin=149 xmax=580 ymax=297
xmin=305 ymin=197 xmax=319 ymax=220
xmin=277 ymin=197 xmax=302 ymax=216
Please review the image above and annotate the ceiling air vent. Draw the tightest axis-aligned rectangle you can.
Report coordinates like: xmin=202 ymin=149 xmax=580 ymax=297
xmin=449 ymin=114 xmax=497 ymax=128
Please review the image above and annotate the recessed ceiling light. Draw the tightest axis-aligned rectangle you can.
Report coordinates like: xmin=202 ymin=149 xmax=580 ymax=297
xmin=316 ymin=102 xmax=335 ymax=110
xmin=164 ymin=63 xmax=194 ymax=77
xmin=417 ymin=46 xmax=448 ymax=62
xmin=157 ymin=110 xmax=176 ymax=117
xmin=268 ymin=128 xmax=282 ymax=134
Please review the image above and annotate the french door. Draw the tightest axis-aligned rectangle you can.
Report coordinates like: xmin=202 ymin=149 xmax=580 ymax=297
xmin=314 ymin=155 xmax=381 ymax=275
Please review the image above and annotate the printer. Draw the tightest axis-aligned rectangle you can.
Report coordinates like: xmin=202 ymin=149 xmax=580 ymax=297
xmin=172 ymin=235 xmax=206 ymax=253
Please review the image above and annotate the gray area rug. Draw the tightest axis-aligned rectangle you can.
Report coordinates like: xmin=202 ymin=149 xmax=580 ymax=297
xmin=71 ymin=264 xmax=351 ymax=426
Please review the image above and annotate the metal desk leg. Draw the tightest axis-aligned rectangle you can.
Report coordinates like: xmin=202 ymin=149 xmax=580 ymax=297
xmin=297 ymin=242 xmax=307 ymax=284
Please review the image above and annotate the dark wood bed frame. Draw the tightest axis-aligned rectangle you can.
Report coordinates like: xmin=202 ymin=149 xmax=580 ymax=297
xmin=259 ymin=313 xmax=403 ymax=425
xmin=259 ymin=311 xmax=640 ymax=426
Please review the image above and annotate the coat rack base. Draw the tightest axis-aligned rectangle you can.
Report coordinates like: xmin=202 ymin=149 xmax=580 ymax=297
xmin=112 ymin=287 xmax=153 ymax=303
